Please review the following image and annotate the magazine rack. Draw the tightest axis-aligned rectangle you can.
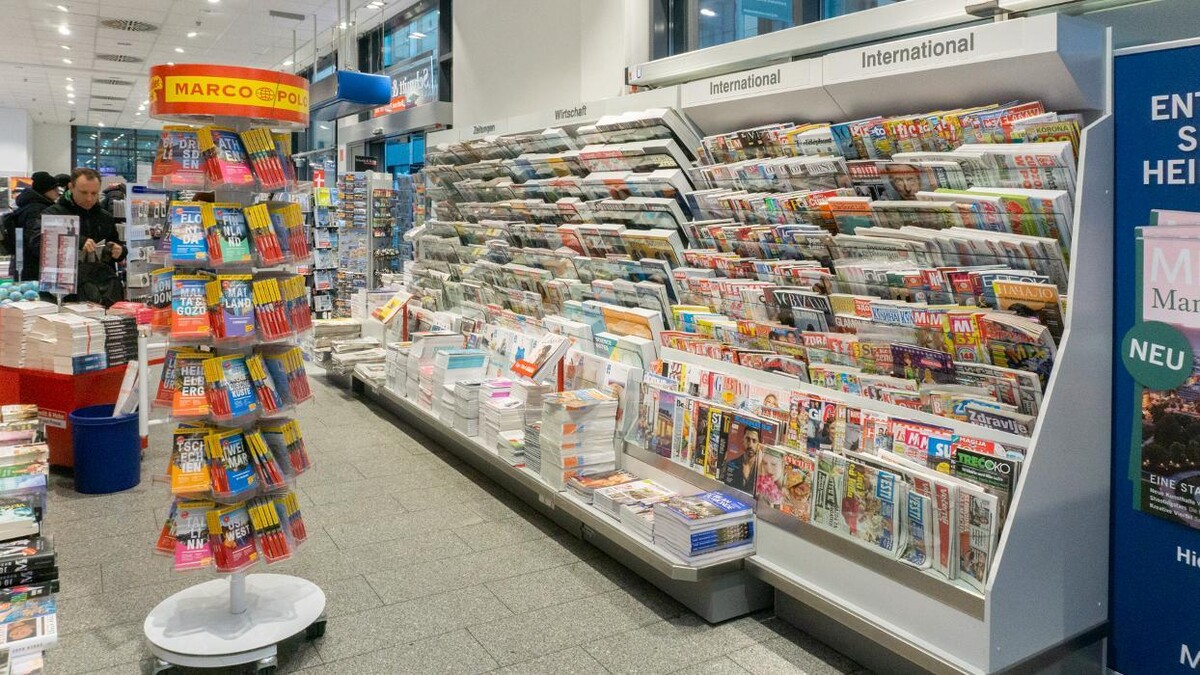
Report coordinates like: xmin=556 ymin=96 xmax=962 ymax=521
xmin=669 ymin=14 xmax=1112 ymax=674
xmin=412 ymin=12 xmax=1110 ymax=671
xmin=140 ymin=66 xmax=326 ymax=675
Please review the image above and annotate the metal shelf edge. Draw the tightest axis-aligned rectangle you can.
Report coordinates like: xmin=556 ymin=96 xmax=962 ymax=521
xmin=754 ymin=503 xmax=985 ymax=619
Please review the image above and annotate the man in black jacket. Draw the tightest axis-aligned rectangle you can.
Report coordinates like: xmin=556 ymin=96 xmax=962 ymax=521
xmin=42 ymin=167 xmax=126 ymax=305
xmin=5 ymin=172 xmax=60 ymax=281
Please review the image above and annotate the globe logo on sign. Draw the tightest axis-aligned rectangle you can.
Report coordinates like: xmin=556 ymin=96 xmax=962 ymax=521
xmin=256 ymin=87 xmax=274 ymax=102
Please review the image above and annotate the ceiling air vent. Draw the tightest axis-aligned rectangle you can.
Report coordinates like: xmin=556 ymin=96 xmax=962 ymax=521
xmin=96 ymin=54 xmax=143 ymax=63
xmin=87 ymin=107 xmax=116 ymax=113
xmin=99 ymin=18 xmax=158 ymax=32
xmin=91 ymin=95 xmax=125 ymax=101
xmin=93 ymin=78 xmax=134 ymax=86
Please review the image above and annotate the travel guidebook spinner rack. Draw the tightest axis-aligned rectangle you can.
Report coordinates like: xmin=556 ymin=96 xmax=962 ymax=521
xmin=141 ymin=64 xmax=325 ymax=675
xmin=387 ymin=12 xmax=1112 ymax=675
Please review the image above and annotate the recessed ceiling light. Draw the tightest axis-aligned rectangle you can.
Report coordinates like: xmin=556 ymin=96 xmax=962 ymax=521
xmin=57 ymin=24 xmax=70 ymax=35
xmin=166 ymin=61 xmax=174 ymax=66
xmin=207 ymin=0 xmax=219 ymax=3
xmin=408 ymin=32 xmax=426 ymax=39
xmin=143 ymin=99 xmax=149 ymax=105
xmin=319 ymin=124 xmax=329 ymax=130
xmin=60 ymin=45 xmax=70 ymax=50
xmin=56 ymin=4 xmax=68 ymax=11
xmin=187 ymin=31 xmax=197 ymax=38
xmin=135 ymin=112 xmax=141 ymax=116
xmin=700 ymin=7 xmax=716 ymax=16
xmin=65 ymin=84 xmax=73 ymax=91
xmin=65 ymin=77 xmax=73 ymax=81
xmin=98 ymin=122 xmax=105 ymax=127
xmin=67 ymin=93 xmax=74 ymax=98
xmin=62 ymin=57 xmax=71 ymax=64
xmin=174 ymin=47 xmax=184 ymax=53
xmin=283 ymin=59 xmax=293 ymax=66
xmin=338 ymin=21 xmax=348 ymax=29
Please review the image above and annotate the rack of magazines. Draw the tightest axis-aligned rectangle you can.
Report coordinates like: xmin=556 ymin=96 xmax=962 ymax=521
xmin=379 ymin=12 xmax=1110 ymax=674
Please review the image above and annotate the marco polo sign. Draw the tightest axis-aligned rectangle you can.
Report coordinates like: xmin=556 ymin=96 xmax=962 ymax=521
xmin=149 ymin=64 xmax=310 ymax=127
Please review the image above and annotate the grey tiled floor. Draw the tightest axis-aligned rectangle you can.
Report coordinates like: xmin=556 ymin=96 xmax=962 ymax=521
xmin=47 ymin=369 xmax=871 ymax=674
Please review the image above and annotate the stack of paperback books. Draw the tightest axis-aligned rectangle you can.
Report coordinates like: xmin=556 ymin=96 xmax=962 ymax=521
xmin=566 ymin=470 xmax=638 ymax=504
xmin=496 ymin=430 xmax=524 ymax=466
xmin=539 ymin=389 xmax=619 ymax=490
xmin=25 ymin=314 xmax=108 ymax=375
xmin=653 ymin=491 xmax=755 ymax=564
xmin=385 ymin=343 xmax=410 ymax=395
xmin=453 ymin=379 xmax=483 ymax=436
xmin=431 ymin=349 xmax=488 ymax=422
xmin=511 ymin=380 xmax=553 ymax=426
xmin=523 ymin=421 xmax=542 ymax=474
xmin=99 ymin=314 xmax=138 ymax=367
xmin=405 ymin=332 xmax=465 ymax=405
xmin=593 ymin=478 xmax=676 ymax=520
xmin=0 ymin=406 xmax=58 ymax=660
xmin=0 ymin=303 xmax=57 ymax=368
xmin=60 ymin=302 xmax=105 ymax=320
xmin=480 ymin=397 xmax=524 ymax=454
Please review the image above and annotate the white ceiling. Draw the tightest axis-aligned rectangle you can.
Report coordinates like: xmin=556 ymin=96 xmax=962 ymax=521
xmin=0 ymin=0 xmax=379 ymax=131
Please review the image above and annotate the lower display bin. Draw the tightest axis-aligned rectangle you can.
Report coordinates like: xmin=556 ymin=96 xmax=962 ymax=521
xmin=1 ymin=364 xmax=130 ymax=468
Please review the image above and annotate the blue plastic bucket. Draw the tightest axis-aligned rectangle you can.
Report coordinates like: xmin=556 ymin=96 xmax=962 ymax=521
xmin=69 ymin=404 xmax=140 ymax=494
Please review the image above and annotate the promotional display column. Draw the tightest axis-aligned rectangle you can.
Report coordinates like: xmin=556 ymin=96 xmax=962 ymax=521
xmin=139 ymin=63 xmax=325 ymax=675
xmin=1113 ymin=39 xmax=1200 ymax=675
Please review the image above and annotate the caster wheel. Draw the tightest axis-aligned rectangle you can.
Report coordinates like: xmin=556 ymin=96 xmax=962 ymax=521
xmin=306 ymin=620 xmax=327 ymax=639
xmin=256 ymin=667 xmax=276 ymax=675
xmin=151 ymin=658 xmax=175 ymax=674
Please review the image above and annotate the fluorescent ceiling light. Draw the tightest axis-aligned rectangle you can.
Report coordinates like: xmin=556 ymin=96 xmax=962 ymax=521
xmin=186 ymin=31 xmax=197 ymax=38
xmin=56 ymin=4 xmax=68 ymax=11
xmin=62 ymin=57 xmax=72 ymax=64
xmin=700 ymin=8 xmax=716 ymax=16
xmin=57 ymin=24 xmax=70 ymax=35
xmin=408 ymin=31 xmax=426 ymax=39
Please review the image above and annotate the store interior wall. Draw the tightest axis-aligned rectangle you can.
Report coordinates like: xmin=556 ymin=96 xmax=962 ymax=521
xmin=0 ymin=109 xmax=34 ymax=176
xmin=451 ymin=0 xmax=649 ymax=127
xmin=31 ymin=123 xmax=71 ymax=176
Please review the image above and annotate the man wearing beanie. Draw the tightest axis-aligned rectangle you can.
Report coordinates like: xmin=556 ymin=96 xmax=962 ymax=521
xmin=43 ymin=167 xmax=125 ymax=305
xmin=3 ymin=172 xmax=60 ymax=281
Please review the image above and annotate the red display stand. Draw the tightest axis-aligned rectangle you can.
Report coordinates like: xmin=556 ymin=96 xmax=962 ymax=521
xmin=0 ymin=364 xmax=129 ymax=468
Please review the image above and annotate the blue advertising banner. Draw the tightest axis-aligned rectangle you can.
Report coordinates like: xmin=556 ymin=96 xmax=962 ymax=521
xmin=1114 ymin=40 xmax=1200 ymax=674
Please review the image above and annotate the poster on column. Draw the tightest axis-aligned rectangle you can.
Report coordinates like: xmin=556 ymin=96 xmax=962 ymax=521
xmin=1114 ymin=40 xmax=1200 ymax=674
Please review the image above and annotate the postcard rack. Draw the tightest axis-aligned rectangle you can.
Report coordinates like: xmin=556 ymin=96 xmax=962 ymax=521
xmin=666 ymin=13 xmax=1113 ymax=675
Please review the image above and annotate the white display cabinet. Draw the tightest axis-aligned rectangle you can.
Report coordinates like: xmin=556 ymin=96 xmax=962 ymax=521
xmin=673 ymin=13 xmax=1112 ymax=674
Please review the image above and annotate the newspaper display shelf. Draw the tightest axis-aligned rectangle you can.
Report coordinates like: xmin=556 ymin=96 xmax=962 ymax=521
xmin=353 ymin=375 xmax=771 ymax=621
xmin=141 ymin=64 xmax=326 ymax=675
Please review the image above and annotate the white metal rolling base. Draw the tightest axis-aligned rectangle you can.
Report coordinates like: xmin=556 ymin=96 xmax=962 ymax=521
xmin=144 ymin=573 xmax=327 ymax=674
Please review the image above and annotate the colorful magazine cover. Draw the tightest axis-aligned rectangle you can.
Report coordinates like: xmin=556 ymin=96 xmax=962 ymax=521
xmin=779 ymin=448 xmax=817 ymax=523
xmin=1132 ymin=223 xmax=1200 ymax=529
xmin=169 ymin=202 xmax=210 ymax=263
xmin=720 ymin=413 xmax=779 ymax=496
xmin=957 ymin=483 xmax=999 ymax=593
xmin=842 ymin=458 xmax=904 ymax=557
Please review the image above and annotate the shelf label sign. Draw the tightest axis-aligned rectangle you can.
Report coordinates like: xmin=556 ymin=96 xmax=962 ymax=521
xmin=681 ymin=59 xmax=818 ymax=107
xmin=1113 ymin=40 xmax=1200 ymax=674
xmin=148 ymin=64 xmax=310 ymax=127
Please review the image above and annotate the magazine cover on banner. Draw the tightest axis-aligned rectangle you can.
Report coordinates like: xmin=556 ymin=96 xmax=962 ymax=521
xmin=1114 ymin=39 xmax=1200 ymax=674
